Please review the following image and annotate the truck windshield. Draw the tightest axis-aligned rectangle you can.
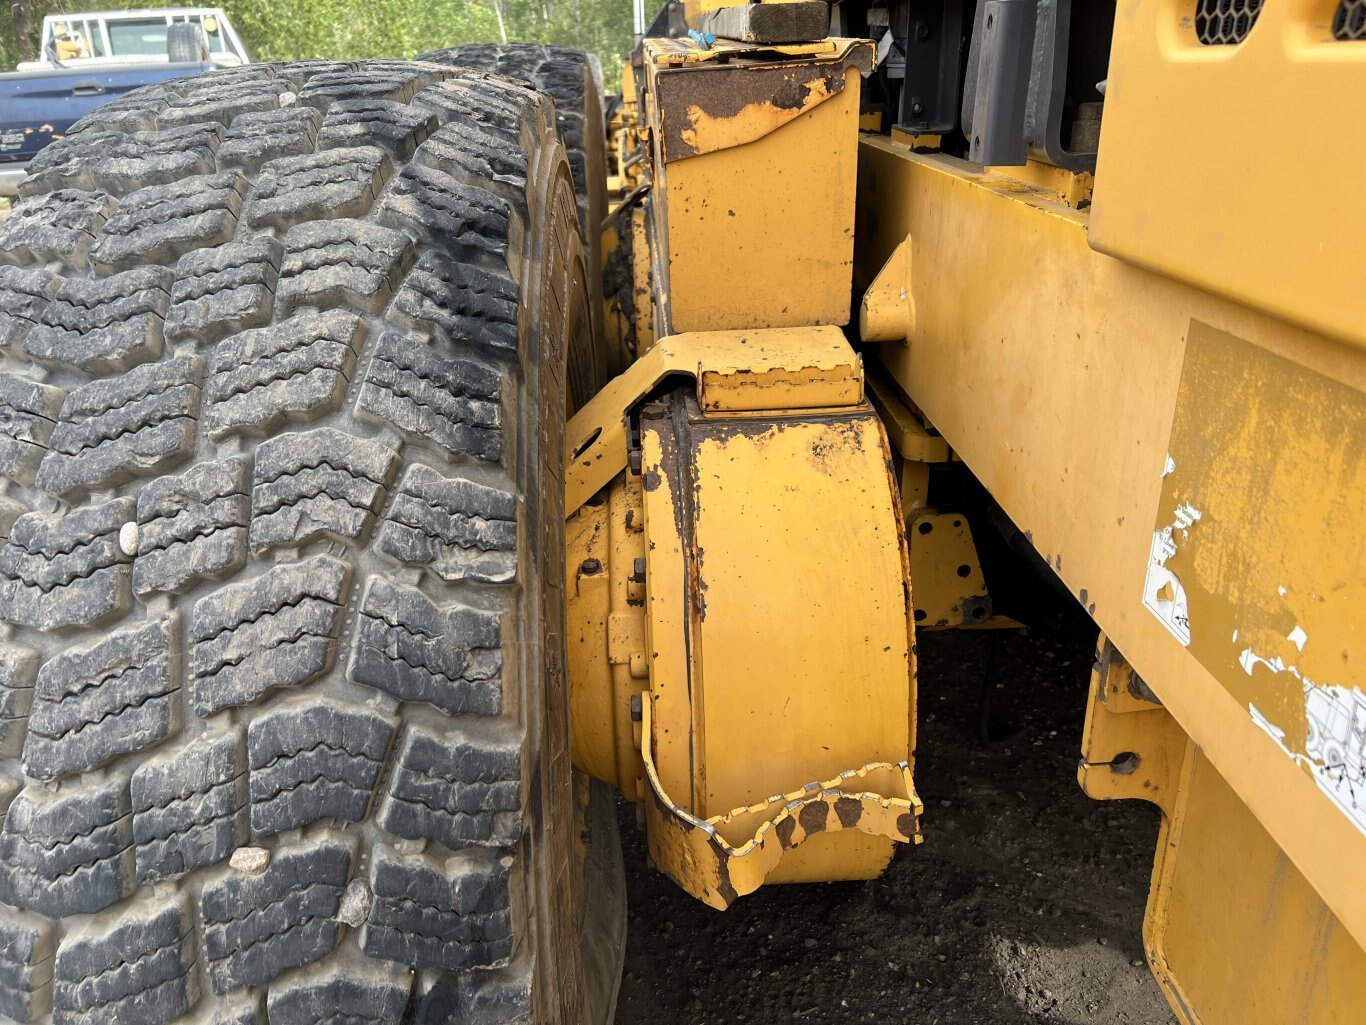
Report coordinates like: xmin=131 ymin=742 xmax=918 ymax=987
xmin=107 ymin=18 xmax=171 ymax=56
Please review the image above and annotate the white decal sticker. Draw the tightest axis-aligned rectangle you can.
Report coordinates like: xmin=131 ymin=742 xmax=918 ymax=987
xmin=1142 ymin=502 xmax=1202 ymax=646
xmin=1245 ymin=632 xmax=1366 ymax=838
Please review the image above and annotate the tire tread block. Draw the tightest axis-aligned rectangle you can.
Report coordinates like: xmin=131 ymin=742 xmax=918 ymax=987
xmin=131 ymin=731 xmax=247 ymax=885
xmin=52 ymin=897 xmax=196 ymax=1025
xmin=0 ymin=910 xmax=55 ymax=1024
xmin=0 ymin=265 xmax=65 ymax=353
xmin=0 ymin=497 xmax=134 ymax=632
xmin=0 ymin=777 xmax=135 ymax=918
xmin=361 ymin=845 xmax=511 ymax=971
xmin=165 ymin=238 xmax=283 ymax=346
xmin=377 ymin=724 xmax=520 ymax=850
xmin=91 ymin=123 xmax=224 ymax=191
xmin=23 ymin=613 xmax=180 ymax=780
xmin=0 ymin=189 xmax=117 ymax=269
xmin=348 ymin=577 xmax=502 ymax=717
xmin=160 ymin=79 xmax=283 ymax=128
xmin=354 ymin=333 xmax=502 ymax=462
xmin=0 ymin=373 xmax=67 ymax=486
xmin=276 ymin=219 xmax=415 ymax=316
xmin=375 ymin=463 xmax=516 ymax=583
xmin=0 ymin=646 xmax=38 ymax=759
xmin=200 ymin=835 xmax=353 ymax=994
xmin=243 ymin=147 xmax=391 ymax=231
xmin=218 ymin=106 xmax=321 ymax=173
xmin=188 ymin=554 xmax=350 ymax=716
xmin=89 ymin=171 xmax=247 ymax=274
xmin=388 ymin=249 xmax=519 ymax=353
xmin=205 ymin=311 xmax=365 ymax=439
xmin=265 ymin=956 xmax=411 ymax=1025
xmin=247 ymin=698 xmax=395 ymax=838
xmin=133 ymin=456 xmax=250 ymax=597
xmin=298 ymin=69 xmax=428 ymax=110
xmin=22 ymin=266 xmax=172 ymax=374
xmin=318 ymin=99 xmax=437 ymax=160
xmin=377 ymin=162 xmax=512 ymax=261
xmin=35 ymin=355 xmax=202 ymax=497
xmin=248 ymin=426 xmax=399 ymax=552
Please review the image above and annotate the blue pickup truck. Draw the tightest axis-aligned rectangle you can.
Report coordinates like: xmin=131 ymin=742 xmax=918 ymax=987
xmin=0 ymin=8 xmax=252 ymax=195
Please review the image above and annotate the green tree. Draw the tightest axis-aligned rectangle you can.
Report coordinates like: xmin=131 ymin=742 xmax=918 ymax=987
xmin=2 ymin=0 xmax=635 ymax=86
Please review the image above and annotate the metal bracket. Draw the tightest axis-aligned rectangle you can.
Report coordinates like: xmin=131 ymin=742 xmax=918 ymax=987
xmin=565 ymin=325 xmax=864 ymax=515
xmin=1078 ymin=635 xmax=1187 ymax=816
xmin=859 ymin=237 xmax=915 ymax=343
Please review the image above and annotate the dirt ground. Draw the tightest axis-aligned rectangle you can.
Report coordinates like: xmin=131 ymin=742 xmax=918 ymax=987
xmin=613 ymin=618 xmax=1179 ymax=1025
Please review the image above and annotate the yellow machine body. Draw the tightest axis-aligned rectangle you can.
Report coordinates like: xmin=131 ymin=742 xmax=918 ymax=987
xmin=564 ymin=326 xmax=922 ymax=908
xmin=848 ymin=3 xmax=1366 ymax=1022
xmin=640 ymin=37 xmax=872 ymax=333
xmin=578 ymin=2 xmax=1366 ymax=1020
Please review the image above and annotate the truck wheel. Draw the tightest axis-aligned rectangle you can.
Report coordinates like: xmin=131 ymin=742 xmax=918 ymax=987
xmin=166 ymin=21 xmax=207 ymax=62
xmin=417 ymin=44 xmax=620 ymax=391
xmin=0 ymin=60 xmax=623 ymax=1025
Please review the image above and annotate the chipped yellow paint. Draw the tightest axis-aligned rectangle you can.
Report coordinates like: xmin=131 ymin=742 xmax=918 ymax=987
xmin=678 ymin=75 xmax=836 ymax=156
xmin=642 ymin=37 xmax=873 ymax=332
xmin=857 ymin=137 xmax=1366 ymax=960
xmin=637 ymin=399 xmax=917 ymax=891
xmin=642 ymin=693 xmax=922 ymax=910
xmin=563 ymin=325 xmax=862 ymax=516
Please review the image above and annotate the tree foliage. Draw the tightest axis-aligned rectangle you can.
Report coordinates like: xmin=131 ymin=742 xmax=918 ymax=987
xmin=2 ymin=0 xmax=636 ymax=86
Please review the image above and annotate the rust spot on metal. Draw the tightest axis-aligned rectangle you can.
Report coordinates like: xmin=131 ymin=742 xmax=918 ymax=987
xmin=798 ymin=801 xmax=829 ymax=835
xmin=896 ymin=812 xmax=917 ymax=838
xmin=643 ymin=468 xmax=662 ymax=492
xmin=774 ymin=814 xmax=797 ymax=848
xmin=655 ymin=43 xmax=874 ymax=162
xmin=834 ymin=795 xmax=863 ymax=828
xmin=713 ymin=844 xmax=739 ymax=907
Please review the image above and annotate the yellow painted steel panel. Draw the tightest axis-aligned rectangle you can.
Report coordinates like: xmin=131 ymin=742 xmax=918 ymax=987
xmin=688 ymin=414 xmax=913 ymax=813
xmin=1148 ymin=750 xmax=1366 ymax=1025
xmin=663 ymin=85 xmax=860 ymax=331
xmin=856 ymin=137 xmax=1366 ymax=953
xmin=641 ymin=39 xmax=872 ymax=333
xmin=638 ymin=399 xmax=917 ymax=888
xmin=1090 ymin=1 xmax=1366 ymax=348
xmin=564 ymin=325 xmax=862 ymax=515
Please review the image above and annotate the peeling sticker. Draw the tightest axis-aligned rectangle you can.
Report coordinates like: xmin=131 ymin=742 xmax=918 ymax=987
xmin=1288 ymin=625 xmax=1308 ymax=652
xmin=1142 ymin=502 xmax=1202 ymax=646
xmin=1246 ymin=638 xmax=1366 ymax=837
xmin=1162 ymin=454 xmax=1176 ymax=478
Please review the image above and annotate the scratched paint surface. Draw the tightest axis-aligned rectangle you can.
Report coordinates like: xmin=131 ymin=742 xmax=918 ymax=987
xmin=1147 ymin=320 xmax=1366 ymax=834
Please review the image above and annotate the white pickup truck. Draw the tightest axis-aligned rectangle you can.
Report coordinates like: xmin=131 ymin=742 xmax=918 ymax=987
xmin=17 ymin=8 xmax=251 ymax=71
xmin=1 ymin=8 xmax=252 ymax=195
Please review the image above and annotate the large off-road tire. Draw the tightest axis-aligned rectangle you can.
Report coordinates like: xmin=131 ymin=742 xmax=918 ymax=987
xmin=417 ymin=44 xmax=619 ymax=391
xmin=0 ymin=59 xmax=622 ymax=1025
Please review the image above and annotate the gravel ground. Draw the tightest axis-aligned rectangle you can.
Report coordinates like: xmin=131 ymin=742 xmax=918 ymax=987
xmin=613 ymin=619 xmax=1178 ymax=1025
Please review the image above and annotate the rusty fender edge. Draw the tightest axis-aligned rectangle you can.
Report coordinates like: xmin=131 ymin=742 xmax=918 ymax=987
xmin=640 ymin=701 xmax=923 ymax=910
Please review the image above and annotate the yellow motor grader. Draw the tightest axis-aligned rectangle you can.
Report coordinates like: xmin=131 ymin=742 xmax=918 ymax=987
xmin=0 ymin=3 xmax=1360 ymax=1024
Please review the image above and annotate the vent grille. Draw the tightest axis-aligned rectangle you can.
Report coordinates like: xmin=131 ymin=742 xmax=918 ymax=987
xmin=1194 ymin=0 xmax=1264 ymax=45
xmin=1335 ymin=0 xmax=1366 ymax=40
